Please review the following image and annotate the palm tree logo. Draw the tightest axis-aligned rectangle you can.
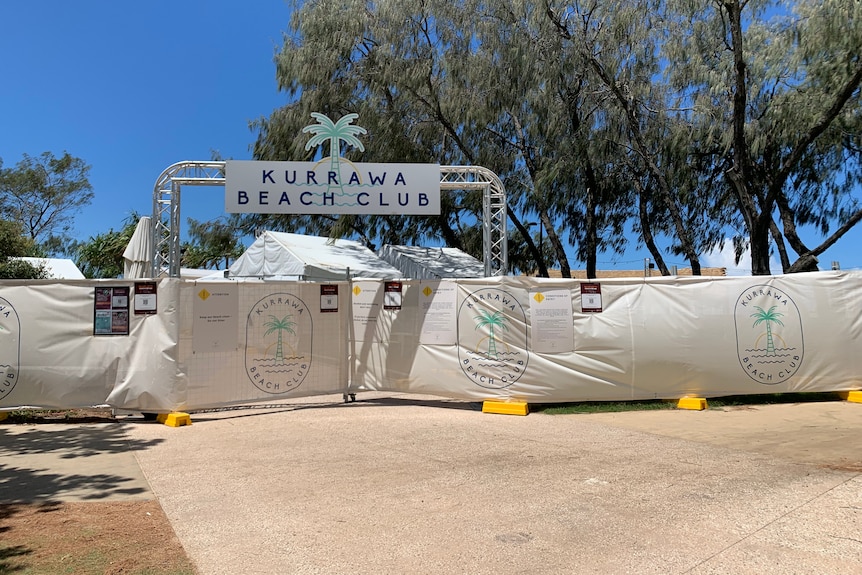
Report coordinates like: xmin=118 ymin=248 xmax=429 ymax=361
xmin=734 ymin=285 xmax=803 ymax=385
xmin=263 ymin=314 xmax=296 ymax=362
xmin=458 ymin=288 xmax=529 ymax=390
xmin=302 ymin=113 xmax=366 ymax=195
xmin=474 ymin=309 xmax=509 ymax=359
xmin=750 ymin=305 xmax=784 ymax=356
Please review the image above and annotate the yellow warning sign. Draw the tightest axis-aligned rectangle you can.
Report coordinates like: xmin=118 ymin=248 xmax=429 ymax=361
xmin=533 ymin=292 xmax=545 ymax=303
xmin=352 ymin=285 xmax=362 ymax=296
xmin=423 ymin=286 xmax=433 ymax=297
xmin=198 ymin=289 xmax=210 ymax=301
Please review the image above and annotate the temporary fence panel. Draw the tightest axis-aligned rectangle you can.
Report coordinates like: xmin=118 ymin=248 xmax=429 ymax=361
xmin=0 ymin=278 xmax=182 ymax=411
xmin=180 ymin=280 xmax=349 ymax=410
xmin=349 ymin=273 xmax=862 ymax=401
xmin=1 ymin=272 xmax=860 ymax=412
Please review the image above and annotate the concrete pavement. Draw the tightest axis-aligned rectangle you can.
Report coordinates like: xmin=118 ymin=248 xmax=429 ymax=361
xmin=131 ymin=395 xmax=862 ymax=574
xmin=2 ymin=394 xmax=861 ymax=574
xmin=0 ymin=421 xmax=156 ymax=503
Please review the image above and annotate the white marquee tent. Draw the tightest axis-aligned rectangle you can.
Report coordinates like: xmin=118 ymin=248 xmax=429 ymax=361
xmin=14 ymin=257 xmax=85 ymax=279
xmin=228 ymin=231 xmax=403 ymax=281
xmin=377 ymin=244 xmax=486 ymax=279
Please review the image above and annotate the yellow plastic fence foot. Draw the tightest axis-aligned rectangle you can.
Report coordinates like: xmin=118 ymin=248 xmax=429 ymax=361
xmin=156 ymin=412 xmax=192 ymax=427
xmin=838 ymin=391 xmax=862 ymax=404
xmin=0 ymin=412 xmax=7 ymax=422
xmin=677 ymin=397 xmax=708 ymax=411
xmin=482 ymin=400 xmax=529 ymax=416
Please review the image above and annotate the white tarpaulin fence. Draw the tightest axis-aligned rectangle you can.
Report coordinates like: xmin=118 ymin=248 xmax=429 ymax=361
xmin=1 ymin=272 xmax=860 ymax=412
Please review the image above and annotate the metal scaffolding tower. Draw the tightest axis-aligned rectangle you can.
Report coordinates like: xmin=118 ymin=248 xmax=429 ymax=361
xmin=150 ymin=162 xmax=507 ymax=278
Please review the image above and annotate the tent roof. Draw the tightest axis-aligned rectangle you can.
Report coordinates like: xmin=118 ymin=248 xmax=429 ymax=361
xmin=229 ymin=231 xmax=403 ymax=280
xmin=15 ymin=257 xmax=85 ymax=279
xmin=377 ymin=245 xmax=485 ymax=279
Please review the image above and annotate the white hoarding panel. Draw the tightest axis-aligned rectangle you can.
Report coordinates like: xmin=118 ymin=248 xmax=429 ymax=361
xmin=2 ymin=272 xmax=861 ymax=413
xmin=0 ymin=279 xmax=183 ymax=412
xmin=181 ymin=282 xmax=348 ymax=410
xmin=350 ymin=273 xmax=862 ymax=402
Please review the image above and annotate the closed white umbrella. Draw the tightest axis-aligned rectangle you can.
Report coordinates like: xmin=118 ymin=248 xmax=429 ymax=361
xmin=122 ymin=216 xmax=154 ymax=278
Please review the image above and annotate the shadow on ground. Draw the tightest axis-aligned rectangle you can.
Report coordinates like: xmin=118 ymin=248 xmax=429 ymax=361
xmin=185 ymin=396 xmax=484 ymax=422
xmin=0 ymin=425 xmax=163 ymax=504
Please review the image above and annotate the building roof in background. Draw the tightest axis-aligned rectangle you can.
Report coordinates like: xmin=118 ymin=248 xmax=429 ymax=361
xmin=538 ymin=267 xmax=727 ymax=279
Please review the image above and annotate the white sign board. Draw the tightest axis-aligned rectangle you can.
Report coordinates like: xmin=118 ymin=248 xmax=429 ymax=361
xmin=225 ymin=160 xmax=441 ymax=215
xmin=351 ymin=281 xmax=383 ymax=342
xmin=419 ymin=281 xmax=457 ymax=344
xmin=529 ymin=288 xmax=574 ymax=353
xmin=192 ymin=285 xmax=239 ymax=353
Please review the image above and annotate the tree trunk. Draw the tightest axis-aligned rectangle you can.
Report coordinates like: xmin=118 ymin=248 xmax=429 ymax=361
xmin=544 ymin=209 xmax=571 ymax=278
xmin=749 ymin=215 xmax=773 ymax=275
xmin=509 ymin=212 xmax=548 ymax=277
xmin=633 ymin=178 xmax=669 ymax=276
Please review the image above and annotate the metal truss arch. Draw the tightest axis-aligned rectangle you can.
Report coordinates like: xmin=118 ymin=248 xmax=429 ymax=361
xmin=439 ymin=165 xmax=508 ymax=277
xmin=151 ymin=162 xmax=507 ymax=278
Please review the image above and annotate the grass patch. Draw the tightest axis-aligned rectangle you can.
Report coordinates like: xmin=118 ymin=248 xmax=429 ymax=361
xmin=706 ymin=392 xmax=840 ymax=408
xmin=535 ymin=392 xmax=843 ymax=415
xmin=535 ymin=399 xmax=675 ymax=414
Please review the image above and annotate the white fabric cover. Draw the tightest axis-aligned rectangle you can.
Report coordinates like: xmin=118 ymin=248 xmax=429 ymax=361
xmin=377 ymin=245 xmax=485 ymax=279
xmin=350 ymin=273 xmax=862 ymax=402
xmin=1 ymin=272 xmax=861 ymax=412
xmin=122 ymin=216 xmax=153 ymax=279
xmin=0 ymin=279 xmax=181 ymax=411
xmin=179 ymin=280 xmax=349 ymax=410
xmin=229 ymin=231 xmax=402 ymax=280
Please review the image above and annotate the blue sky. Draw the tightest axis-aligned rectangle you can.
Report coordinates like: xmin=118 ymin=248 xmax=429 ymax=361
xmin=1 ymin=1 xmax=859 ymax=274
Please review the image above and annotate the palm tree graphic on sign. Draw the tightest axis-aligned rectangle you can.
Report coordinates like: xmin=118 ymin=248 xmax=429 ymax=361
xmin=474 ymin=309 xmax=509 ymax=359
xmin=264 ymin=314 xmax=297 ymax=362
xmin=750 ymin=305 xmax=784 ymax=356
xmin=302 ymin=113 xmax=367 ymax=195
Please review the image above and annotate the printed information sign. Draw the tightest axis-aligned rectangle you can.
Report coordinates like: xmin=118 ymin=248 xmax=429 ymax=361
xmin=94 ymin=286 xmax=130 ymax=336
xmin=351 ymin=281 xmax=382 ymax=342
xmin=419 ymin=281 xmax=457 ymax=344
xmin=580 ymin=283 xmax=603 ymax=313
xmin=529 ymin=289 xmax=574 ymax=353
xmin=134 ymin=282 xmax=158 ymax=315
xmin=192 ymin=285 xmax=239 ymax=353
xmin=384 ymin=281 xmax=403 ymax=311
xmin=320 ymin=285 xmax=338 ymax=313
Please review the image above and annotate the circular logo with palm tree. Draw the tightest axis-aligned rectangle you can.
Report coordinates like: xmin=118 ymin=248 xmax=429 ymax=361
xmin=457 ymin=287 xmax=529 ymax=389
xmin=0 ymin=297 xmax=20 ymax=402
xmin=734 ymin=285 xmax=804 ymax=385
xmin=245 ymin=293 xmax=313 ymax=394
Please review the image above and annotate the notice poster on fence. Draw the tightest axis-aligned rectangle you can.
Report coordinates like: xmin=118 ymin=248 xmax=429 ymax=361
xmin=529 ymin=288 xmax=574 ymax=353
xmin=134 ymin=282 xmax=158 ymax=315
xmin=351 ymin=281 xmax=382 ymax=342
xmin=419 ymin=281 xmax=457 ymax=344
xmin=580 ymin=282 xmax=603 ymax=312
xmin=192 ymin=284 xmax=239 ymax=353
xmin=94 ymin=286 xmax=130 ymax=336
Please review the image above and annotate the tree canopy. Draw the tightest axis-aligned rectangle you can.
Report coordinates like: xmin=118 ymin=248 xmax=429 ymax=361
xmin=0 ymin=151 xmax=94 ymax=255
xmin=0 ymin=219 xmax=48 ymax=279
xmin=74 ymin=214 xmax=139 ymax=279
xmin=182 ymin=217 xmax=245 ymax=270
xmin=248 ymin=0 xmax=862 ymax=276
